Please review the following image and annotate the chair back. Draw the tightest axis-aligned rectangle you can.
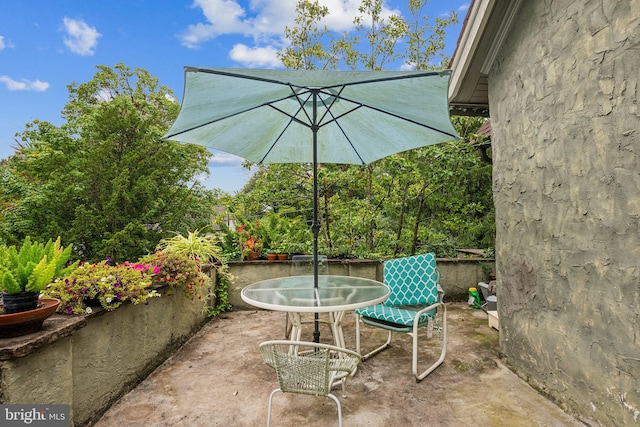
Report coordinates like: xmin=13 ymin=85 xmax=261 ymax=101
xmin=383 ymin=253 xmax=440 ymax=306
xmin=261 ymin=341 xmax=360 ymax=397
xmin=290 ymin=255 xmax=328 ymax=276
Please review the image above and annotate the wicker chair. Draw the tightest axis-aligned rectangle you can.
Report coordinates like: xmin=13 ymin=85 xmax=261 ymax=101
xmin=260 ymin=340 xmax=361 ymax=427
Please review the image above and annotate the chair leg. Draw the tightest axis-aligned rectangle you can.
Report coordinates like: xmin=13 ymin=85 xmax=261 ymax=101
xmin=413 ymin=304 xmax=447 ymax=382
xmin=326 ymin=392 xmax=343 ymax=427
xmin=267 ymin=388 xmax=343 ymax=427
xmin=355 ymin=313 xmax=392 ymax=361
xmin=266 ymin=388 xmax=281 ymax=427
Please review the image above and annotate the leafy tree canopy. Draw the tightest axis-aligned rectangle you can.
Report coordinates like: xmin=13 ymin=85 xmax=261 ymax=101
xmin=0 ymin=63 xmax=216 ymax=262
xmin=226 ymin=0 xmax=494 ymax=259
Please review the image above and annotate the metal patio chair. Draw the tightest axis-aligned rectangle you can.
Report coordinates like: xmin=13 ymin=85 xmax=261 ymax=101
xmin=260 ymin=340 xmax=361 ymax=427
xmin=355 ymin=253 xmax=447 ymax=382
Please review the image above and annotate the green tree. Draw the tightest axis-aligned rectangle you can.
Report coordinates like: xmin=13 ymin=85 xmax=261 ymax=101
xmin=0 ymin=63 xmax=215 ymax=262
xmin=230 ymin=1 xmax=492 ymax=259
xmin=278 ymin=0 xmax=331 ymax=70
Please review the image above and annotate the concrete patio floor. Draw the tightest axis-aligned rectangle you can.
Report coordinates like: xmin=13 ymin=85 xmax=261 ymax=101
xmin=93 ymin=303 xmax=586 ymax=426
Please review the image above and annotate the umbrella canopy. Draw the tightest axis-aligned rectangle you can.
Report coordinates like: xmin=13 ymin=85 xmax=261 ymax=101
xmin=164 ymin=67 xmax=460 ymax=342
xmin=165 ymin=67 xmax=459 ymax=165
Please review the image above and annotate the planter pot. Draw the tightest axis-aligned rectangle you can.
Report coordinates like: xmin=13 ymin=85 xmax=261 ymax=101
xmin=0 ymin=298 xmax=60 ymax=338
xmin=1 ymin=291 xmax=39 ymax=314
xmin=245 ymin=250 xmax=262 ymax=261
xmin=83 ymin=296 xmax=102 ymax=307
xmin=277 ymin=253 xmax=289 ymax=261
xmin=266 ymin=253 xmax=277 ymax=261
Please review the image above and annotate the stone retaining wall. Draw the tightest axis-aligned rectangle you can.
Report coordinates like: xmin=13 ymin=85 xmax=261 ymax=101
xmin=0 ymin=284 xmax=214 ymax=427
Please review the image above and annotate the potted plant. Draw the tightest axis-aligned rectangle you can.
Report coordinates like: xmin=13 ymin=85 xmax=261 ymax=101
xmin=43 ymin=259 xmax=161 ymax=314
xmin=236 ymin=222 xmax=263 ymax=261
xmin=0 ymin=236 xmax=76 ymax=314
xmin=152 ymin=229 xmax=233 ymax=316
xmin=140 ymin=250 xmax=210 ymax=301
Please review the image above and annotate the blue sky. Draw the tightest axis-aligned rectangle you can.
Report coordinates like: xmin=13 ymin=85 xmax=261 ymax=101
xmin=0 ymin=0 xmax=469 ymax=193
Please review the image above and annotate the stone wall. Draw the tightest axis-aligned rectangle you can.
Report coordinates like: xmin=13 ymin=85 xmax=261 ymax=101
xmin=227 ymin=257 xmax=494 ymax=308
xmin=0 ymin=286 xmax=212 ymax=427
xmin=490 ymin=1 xmax=640 ymax=425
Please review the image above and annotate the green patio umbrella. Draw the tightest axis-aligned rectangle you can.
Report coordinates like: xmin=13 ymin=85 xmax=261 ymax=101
xmin=163 ymin=67 xmax=460 ymax=341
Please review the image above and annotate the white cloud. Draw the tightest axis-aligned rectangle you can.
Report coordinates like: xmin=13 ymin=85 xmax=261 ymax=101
xmin=0 ymin=35 xmax=5 ymax=51
xmin=179 ymin=0 xmax=407 ymax=67
xmin=459 ymin=3 xmax=470 ymax=13
xmin=209 ymin=152 xmax=245 ymax=167
xmin=0 ymin=75 xmax=50 ymax=91
xmin=178 ymin=0 xmax=370 ymax=48
xmin=229 ymin=44 xmax=281 ymax=68
xmin=62 ymin=17 xmax=101 ymax=55
xmin=179 ymin=0 xmax=255 ymax=48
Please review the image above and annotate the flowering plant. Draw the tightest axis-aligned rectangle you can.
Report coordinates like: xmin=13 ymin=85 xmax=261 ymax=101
xmin=139 ymin=250 xmax=210 ymax=300
xmin=43 ymin=259 xmax=161 ymax=314
xmin=237 ymin=221 xmax=263 ymax=260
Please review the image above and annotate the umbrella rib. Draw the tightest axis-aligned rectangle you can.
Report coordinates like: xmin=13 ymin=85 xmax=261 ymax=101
xmin=315 ymin=87 xmax=367 ymax=165
xmin=188 ymin=67 xmax=311 ymax=91
xmin=320 ymin=92 xmax=459 ymax=139
xmin=164 ymin=93 xmax=304 ymax=139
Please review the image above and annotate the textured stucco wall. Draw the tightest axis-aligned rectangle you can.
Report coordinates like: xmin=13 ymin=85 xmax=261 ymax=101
xmin=0 ymin=282 xmax=213 ymax=427
xmin=228 ymin=258 xmax=493 ymax=308
xmin=490 ymin=1 xmax=640 ymax=425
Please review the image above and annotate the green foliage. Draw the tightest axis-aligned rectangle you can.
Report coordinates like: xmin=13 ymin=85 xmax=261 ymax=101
xmin=248 ymin=0 xmax=493 ymax=259
xmin=139 ymin=250 xmax=210 ymax=302
xmin=0 ymin=236 xmax=78 ymax=294
xmin=0 ymin=64 xmax=216 ymax=262
xmin=229 ymin=118 xmax=494 ymax=259
xmin=278 ymin=0 xmax=331 ymax=70
xmin=157 ymin=229 xmax=224 ymax=264
xmin=156 ymin=229 xmax=234 ymax=316
xmin=43 ymin=260 xmax=160 ymax=314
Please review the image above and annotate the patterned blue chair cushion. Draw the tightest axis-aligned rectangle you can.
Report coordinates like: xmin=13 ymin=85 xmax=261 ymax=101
xmin=384 ymin=253 xmax=439 ymax=306
xmin=355 ymin=253 xmax=440 ymax=327
xmin=356 ymin=304 xmax=435 ymax=327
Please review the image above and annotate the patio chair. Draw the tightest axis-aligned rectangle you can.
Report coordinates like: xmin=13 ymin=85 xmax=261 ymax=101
xmin=260 ymin=340 xmax=361 ymax=427
xmin=355 ymin=253 xmax=447 ymax=382
xmin=285 ymin=255 xmax=329 ymax=339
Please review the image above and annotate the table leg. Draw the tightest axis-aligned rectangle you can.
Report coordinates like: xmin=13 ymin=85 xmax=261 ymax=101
xmin=288 ymin=312 xmax=302 ymax=341
xmin=330 ymin=311 xmax=346 ymax=349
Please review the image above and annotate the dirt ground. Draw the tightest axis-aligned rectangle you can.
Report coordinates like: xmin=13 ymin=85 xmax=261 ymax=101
xmin=93 ymin=304 xmax=586 ymax=426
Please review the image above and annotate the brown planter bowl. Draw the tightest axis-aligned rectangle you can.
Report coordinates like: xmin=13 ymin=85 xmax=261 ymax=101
xmin=277 ymin=253 xmax=289 ymax=261
xmin=0 ymin=298 xmax=60 ymax=338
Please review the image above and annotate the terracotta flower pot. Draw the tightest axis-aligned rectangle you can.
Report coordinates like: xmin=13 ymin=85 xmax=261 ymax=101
xmin=266 ymin=253 xmax=277 ymax=261
xmin=277 ymin=253 xmax=288 ymax=261
xmin=0 ymin=298 xmax=60 ymax=338
xmin=246 ymin=250 xmax=262 ymax=261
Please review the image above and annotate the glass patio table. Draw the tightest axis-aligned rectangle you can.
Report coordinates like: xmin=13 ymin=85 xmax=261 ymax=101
xmin=241 ymin=275 xmax=390 ymax=349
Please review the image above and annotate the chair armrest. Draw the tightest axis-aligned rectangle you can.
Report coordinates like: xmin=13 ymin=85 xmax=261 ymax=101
xmin=412 ymin=300 xmax=444 ymax=324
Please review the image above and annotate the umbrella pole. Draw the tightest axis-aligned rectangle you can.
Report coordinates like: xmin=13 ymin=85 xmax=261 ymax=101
xmin=312 ymin=90 xmax=320 ymax=343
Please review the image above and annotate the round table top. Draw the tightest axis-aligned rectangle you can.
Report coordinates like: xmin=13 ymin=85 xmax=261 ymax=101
xmin=241 ymin=275 xmax=390 ymax=313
